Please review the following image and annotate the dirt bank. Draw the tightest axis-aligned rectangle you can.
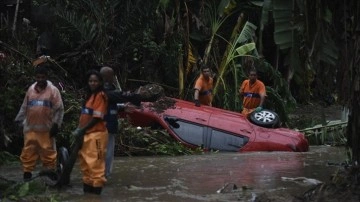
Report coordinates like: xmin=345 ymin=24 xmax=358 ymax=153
xmin=288 ymin=102 xmax=345 ymax=129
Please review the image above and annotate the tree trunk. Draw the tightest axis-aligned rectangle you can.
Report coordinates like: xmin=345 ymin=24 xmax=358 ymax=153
xmin=12 ymin=0 xmax=21 ymax=36
xmin=349 ymin=1 xmax=360 ymax=164
xmin=349 ymin=87 xmax=360 ymax=163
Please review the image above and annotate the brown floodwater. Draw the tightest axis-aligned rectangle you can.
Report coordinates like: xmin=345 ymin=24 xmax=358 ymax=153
xmin=1 ymin=146 xmax=347 ymax=202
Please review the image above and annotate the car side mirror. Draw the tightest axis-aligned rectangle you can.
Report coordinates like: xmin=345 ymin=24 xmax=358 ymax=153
xmin=164 ymin=116 xmax=180 ymax=128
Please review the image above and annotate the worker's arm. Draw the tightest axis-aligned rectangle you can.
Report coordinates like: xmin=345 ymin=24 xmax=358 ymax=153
xmin=106 ymin=90 xmax=141 ymax=106
xmin=259 ymin=94 xmax=265 ymax=107
xmin=194 ymin=88 xmax=200 ymax=107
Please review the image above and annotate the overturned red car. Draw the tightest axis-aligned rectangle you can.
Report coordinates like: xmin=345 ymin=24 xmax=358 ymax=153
xmin=120 ymin=97 xmax=309 ymax=152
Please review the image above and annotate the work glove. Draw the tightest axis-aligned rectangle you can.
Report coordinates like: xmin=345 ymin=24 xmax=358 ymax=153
xmin=194 ymin=99 xmax=201 ymax=107
xmin=255 ymin=106 xmax=263 ymax=112
xmin=49 ymin=123 xmax=59 ymax=138
xmin=72 ymin=128 xmax=86 ymax=140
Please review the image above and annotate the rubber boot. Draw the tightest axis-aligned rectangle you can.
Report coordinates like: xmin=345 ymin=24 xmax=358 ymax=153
xmin=83 ymin=183 xmax=93 ymax=193
xmin=23 ymin=172 xmax=32 ymax=181
xmin=92 ymin=187 xmax=102 ymax=195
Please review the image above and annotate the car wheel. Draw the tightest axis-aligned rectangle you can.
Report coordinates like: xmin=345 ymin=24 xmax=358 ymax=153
xmin=249 ymin=109 xmax=280 ymax=128
xmin=57 ymin=147 xmax=69 ymax=175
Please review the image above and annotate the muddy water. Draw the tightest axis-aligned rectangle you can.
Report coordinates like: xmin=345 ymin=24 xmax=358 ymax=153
xmin=1 ymin=146 xmax=347 ymax=202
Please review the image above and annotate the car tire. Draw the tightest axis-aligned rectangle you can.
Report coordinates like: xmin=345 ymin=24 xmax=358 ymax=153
xmin=249 ymin=109 xmax=280 ymax=128
xmin=57 ymin=146 xmax=69 ymax=176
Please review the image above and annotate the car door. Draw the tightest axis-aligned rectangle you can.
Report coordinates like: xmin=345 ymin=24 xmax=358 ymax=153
xmin=164 ymin=107 xmax=211 ymax=148
xmin=207 ymin=111 xmax=254 ymax=151
xmin=206 ymin=128 xmax=249 ymax=151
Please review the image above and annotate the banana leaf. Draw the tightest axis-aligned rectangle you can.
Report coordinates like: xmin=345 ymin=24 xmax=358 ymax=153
xmin=236 ymin=42 xmax=256 ymax=56
xmin=213 ymin=21 xmax=258 ymax=96
xmin=273 ymin=0 xmax=294 ymax=50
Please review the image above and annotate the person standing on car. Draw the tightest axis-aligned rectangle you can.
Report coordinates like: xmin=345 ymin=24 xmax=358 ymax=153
xmin=15 ymin=63 xmax=64 ymax=181
xmin=72 ymin=70 xmax=108 ymax=195
xmin=99 ymin=66 xmax=139 ymax=179
xmin=194 ymin=60 xmax=213 ymax=107
xmin=239 ymin=69 xmax=266 ymax=116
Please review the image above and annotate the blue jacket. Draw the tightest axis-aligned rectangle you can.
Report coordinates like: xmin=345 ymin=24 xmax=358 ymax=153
xmin=104 ymin=83 xmax=119 ymax=133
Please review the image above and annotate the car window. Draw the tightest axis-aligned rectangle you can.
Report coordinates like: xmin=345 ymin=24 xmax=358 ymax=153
xmin=208 ymin=112 xmax=253 ymax=134
xmin=209 ymin=129 xmax=249 ymax=151
xmin=167 ymin=119 xmax=204 ymax=147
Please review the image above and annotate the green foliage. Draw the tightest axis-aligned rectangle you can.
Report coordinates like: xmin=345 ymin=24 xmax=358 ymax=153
xmin=53 ymin=0 xmax=181 ymax=88
xmin=0 ymin=151 xmax=18 ymax=166
xmin=1 ymin=180 xmax=60 ymax=201
xmin=56 ymin=91 xmax=82 ymax=149
xmin=301 ymin=122 xmax=347 ymax=146
xmin=272 ymin=0 xmax=294 ymax=50
xmin=260 ymin=60 xmax=297 ymax=123
xmin=235 ymin=42 xmax=256 ymax=55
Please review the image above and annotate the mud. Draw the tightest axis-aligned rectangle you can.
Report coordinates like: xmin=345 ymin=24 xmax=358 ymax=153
xmin=148 ymin=96 xmax=176 ymax=113
xmin=135 ymin=84 xmax=165 ymax=102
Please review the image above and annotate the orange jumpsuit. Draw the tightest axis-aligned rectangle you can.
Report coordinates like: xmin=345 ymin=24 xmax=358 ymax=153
xmin=78 ymin=92 xmax=108 ymax=188
xmin=239 ymin=79 xmax=266 ymax=116
xmin=15 ymin=81 xmax=64 ymax=173
xmin=194 ymin=74 xmax=213 ymax=106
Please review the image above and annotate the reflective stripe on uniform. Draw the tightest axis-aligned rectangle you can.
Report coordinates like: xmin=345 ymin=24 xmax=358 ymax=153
xmin=23 ymin=124 xmax=50 ymax=133
xmin=81 ymin=107 xmax=104 ymax=116
xmin=93 ymin=110 xmax=103 ymax=116
xmin=82 ymin=107 xmax=93 ymax=115
xmin=27 ymin=100 xmax=52 ymax=108
xmin=243 ymin=92 xmax=260 ymax=98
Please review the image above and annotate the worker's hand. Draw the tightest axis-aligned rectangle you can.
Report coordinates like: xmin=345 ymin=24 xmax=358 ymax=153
xmin=255 ymin=106 xmax=263 ymax=112
xmin=194 ymin=99 xmax=200 ymax=107
xmin=49 ymin=123 xmax=59 ymax=138
xmin=72 ymin=128 xmax=86 ymax=139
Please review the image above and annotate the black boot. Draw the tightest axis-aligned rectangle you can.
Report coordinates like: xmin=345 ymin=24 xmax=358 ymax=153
xmin=23 ymin=172 xmax=32 ymax=181
xmin=92 ymin=187 xmax=102 ymax=195
xmin=83 ymin=183 xmax=93 ymax=193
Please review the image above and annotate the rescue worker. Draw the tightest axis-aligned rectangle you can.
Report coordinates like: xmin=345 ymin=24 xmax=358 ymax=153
xmin=99 ymin=66 xmax=139 ymax=179
xmin=194 ymin=61 xmax=213 ymax=107
xmin=72 ymin=70 xmax=108 ymax=195
xmin=15 ymin=63 xmax=64 ymax=181
xmin=239 ymin=69 xmax=266 ymax=116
